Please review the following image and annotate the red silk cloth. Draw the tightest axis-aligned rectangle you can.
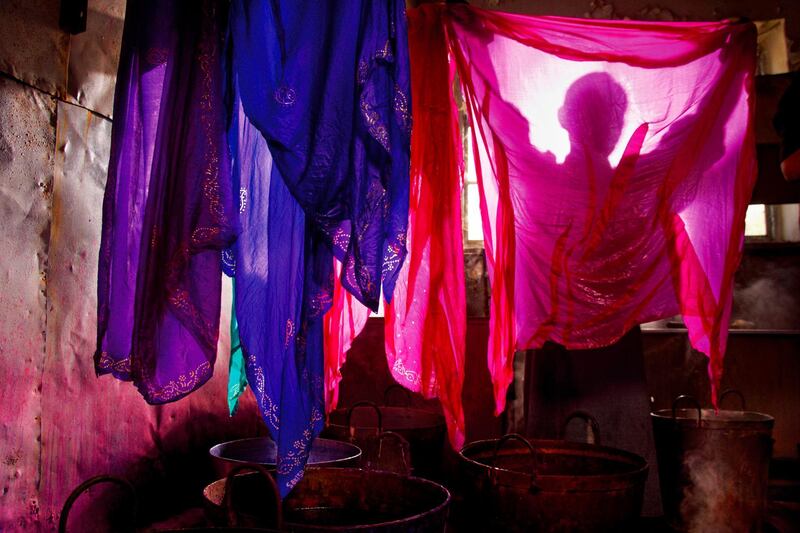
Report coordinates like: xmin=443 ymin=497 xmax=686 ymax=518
xmin=445 ymin=5 xmax=756 ymax=412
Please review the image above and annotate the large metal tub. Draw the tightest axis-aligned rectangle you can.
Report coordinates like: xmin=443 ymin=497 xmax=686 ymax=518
xmin=203 ymin=467 xmax=451 ymax=532
xmin=210 ymin=437 xmax=361 ymax=478
xmin=652 ymin=394 xmax=774 ymax=532
xmin=457 ymin=433 xmax=648 ymax=532
xmin=323 ymin=395 xmax=447 ymax=478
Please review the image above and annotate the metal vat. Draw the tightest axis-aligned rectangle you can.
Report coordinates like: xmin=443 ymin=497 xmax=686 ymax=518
xmin=651 ymin=393 xmax=774 ymax=532
xmin=323 ymin=390 xmax=447 ymax=478
xmin=203 ymin=466 xmax=451 ymax=531
xmin=210 ymin=437 xmax=361 ymax=478
xmin=457 ymin=432 xmax=648 ymax=532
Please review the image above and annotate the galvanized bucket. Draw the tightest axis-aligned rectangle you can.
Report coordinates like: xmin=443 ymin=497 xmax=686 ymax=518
xmin=457 ymin=427 xmax=648 ymax=532
xmin=209 ymin=437 xmax=361 ymax=478
xmin=651 ymin=392 xmax=774 ymax=532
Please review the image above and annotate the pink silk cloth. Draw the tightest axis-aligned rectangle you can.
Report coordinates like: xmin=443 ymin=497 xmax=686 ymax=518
xmin=384 ymin=5 xmax=467 ymax=449
xmin=323 ymin=259 xmax=370 ymax=413
xmin=324 ymin=6 xmax=467 ymax=449
xmin=444 ymin=5 xmax=757 ymax=413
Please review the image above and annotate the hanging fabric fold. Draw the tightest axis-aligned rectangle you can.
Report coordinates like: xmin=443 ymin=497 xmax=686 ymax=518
xmin=443 ymin=4 xmax=757 ymax=413
xmin=383 ymin=6 xmax=467 ymax=449
xmin=323 ymin=261 xmax=371 ymax=413
xmin=227 ymin=0 xmax=411 ymax=495
xmin=96 ymin=0 xmax=238 ymax=403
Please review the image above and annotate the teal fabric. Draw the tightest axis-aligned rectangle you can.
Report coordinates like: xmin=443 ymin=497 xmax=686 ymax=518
xmin=227 ymin=280 xmax=248 ymax=416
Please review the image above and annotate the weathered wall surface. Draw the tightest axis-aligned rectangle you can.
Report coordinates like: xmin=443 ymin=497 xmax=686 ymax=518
xmin=0 ymin=2 xmax=265 ymax=530
xmin=0 ymin=74 xmax=55 ymax=530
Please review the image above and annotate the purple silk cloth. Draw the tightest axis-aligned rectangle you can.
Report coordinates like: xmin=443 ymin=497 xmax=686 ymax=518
xmin=227 ymin=0 xmax=411 ymax=495
xmin=96 ymin=0 xmax=238 ymax=402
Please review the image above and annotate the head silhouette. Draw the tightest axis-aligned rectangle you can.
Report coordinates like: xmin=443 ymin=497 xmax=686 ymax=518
xmin=558 ymin=72 xmax=627 ymax=157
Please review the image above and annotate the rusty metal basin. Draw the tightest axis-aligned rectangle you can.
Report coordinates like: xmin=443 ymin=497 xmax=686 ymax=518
xmin=203 ymin=467 xmax=451 ymax=532
xmin=210 ymin=438 xmax=361 ymax=478
xmin=457 ymin=434 xmax=648 ymax=532
xmin=324 ymin=401 xmax=446 ymax=478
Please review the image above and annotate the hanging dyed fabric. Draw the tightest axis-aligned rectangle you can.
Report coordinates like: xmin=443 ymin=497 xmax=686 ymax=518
xmin=383 ymin=6 xmax=468 ymax=449
xmin=322 ymin=9 xmax=469 ymax=450
xmin=226 ymin=282 xmax=248 ymax=416
xmin=96 ymin=0 xmax=237 ymax=402
xmin=323 ymin=261 xmax=371 ymax=413
xmin=440 ymin=4 xmax=757 ymax=412
xmin=227 ymin=0 xmax=411 ymax=495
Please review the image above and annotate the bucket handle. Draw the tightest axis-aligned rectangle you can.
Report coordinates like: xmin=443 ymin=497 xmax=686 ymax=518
xmin=375 ymin=430 xmax=412 ymax=476
xmin=490 ymin=433 xmax=540 ymax=494
xmin=560 ymin=410 xmax=601 ymax=445
xmin=672 ymin=395 xmax=702 ymax=426
xmin=59 ymin=475 xmax=137 ymax=533
xmin=719 ymin=389 xmax=746 ymax=411
xmin=384 ymin=384 xmax=413 ymax=407
xmin=346 ymin=401 xmax=383 ymax=438
xmin=223 ymin=463 xmax=283 ymax=529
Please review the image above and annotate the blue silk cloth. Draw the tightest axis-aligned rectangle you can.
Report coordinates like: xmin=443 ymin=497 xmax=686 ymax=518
xmin=227 ymin=0 xmax=411 ymax=494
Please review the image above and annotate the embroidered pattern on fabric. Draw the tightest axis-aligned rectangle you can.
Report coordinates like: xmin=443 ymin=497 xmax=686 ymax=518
xmin=382 ymin=241 xmax=403 ymax=283
xmin=161 ymin=3 xmax=226 ymax=360
xmin=239 ymin=187 xmax=248 ymax=212
xmin=308 ymin=291 xmax=333 ymax=319
xmin=285 ymin=319 xmax=295 ymax=348
xmin=274 ymin=85 xmax=297 ymax=107
xmin=394 ymin=84 xmax=411 ymax=133
xmin=150 ymin=227 xmax=159 ymax=250
xmin=197 ymin=39 xmax=226 ymax=229
xmin=221 ymin=249 xmax=236 ymax=274
xmin=144 ymin=360 xmax=212 ymax=403
xmin=357 ymin=40 xmax=394 ymax=84
xmin=358 ymin=40 xmax=396 ymax=153
xmin=249 ymin=355 xmax=280 ymax=430
xmin=392 ymin=358 xmax=421 ymax=387
xmin=191 ymin=226 xmax=221 ymax=245
xmin=277 ymin=406 xmax=323 ymax=487
xmin=333 ymin=227 xmax=349 ymax=253
xmin=97 ymin=351 xmax=132 ymax=375
xmin=97 ymin=353 xmax=212 ymax=404
xmin=360 ymin=98 xmax=390 ymax=152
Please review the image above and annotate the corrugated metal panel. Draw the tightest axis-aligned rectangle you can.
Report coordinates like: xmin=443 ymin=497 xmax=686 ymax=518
xmin=39 ymin=101 xmax=265 ymax=530
xmin=0 ymin=0 xmax=68 ymax=97
xmin=66 ymin=0 xmax=125 ymax=118
xmin=0 ymin=76 xmax=55 ymax=531
xmin=39 ymin=100 xmax=154 ymax=529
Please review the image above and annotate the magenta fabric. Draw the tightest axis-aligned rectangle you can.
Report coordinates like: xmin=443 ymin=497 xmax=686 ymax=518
xmin=384 ymin=6 xmax=467 ymax=449
xmin=444 ymin=5 xmax=757 ymax=412
xmin=324 ymin=260 xmax=370 ymax=413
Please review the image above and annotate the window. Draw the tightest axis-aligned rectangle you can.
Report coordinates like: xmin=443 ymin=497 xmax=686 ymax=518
xmin=745 ymin=203 xmax=800 ymax=242
xmin=463 ymin=132 xmax=484 ymax=245
xmin=745 ymin=204 xmax=768 ymax=237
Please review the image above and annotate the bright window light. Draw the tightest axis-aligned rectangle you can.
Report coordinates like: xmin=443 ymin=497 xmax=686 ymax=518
xmin=466 ymin=183 xmax=484 ymax=242
xmin=744 ymin=204 xmax=768 ymax=237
